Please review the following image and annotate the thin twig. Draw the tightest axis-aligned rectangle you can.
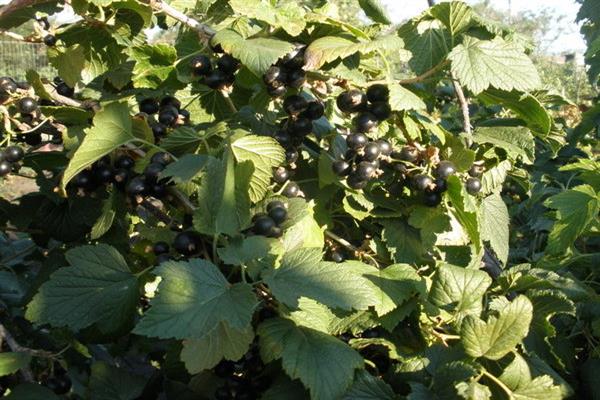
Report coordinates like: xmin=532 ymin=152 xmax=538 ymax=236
xmin=450 ymin=72 xmax=473 ymax=146
xmin=325 ymin=230 xmax=359 ymax=253
xmin=149 ymin=0 xmax=215 ymax=42
xmin=220 ymin=91 xmax=238 ymax=113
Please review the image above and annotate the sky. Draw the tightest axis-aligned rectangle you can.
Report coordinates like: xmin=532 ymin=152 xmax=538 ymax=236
xmin=381 ymin=0 xmax=585 ymax=54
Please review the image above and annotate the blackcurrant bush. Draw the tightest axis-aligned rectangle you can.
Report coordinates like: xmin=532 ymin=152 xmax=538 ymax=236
xmin=283 ymin=95 xmax=308 ymax=115
xmin=263 ymin=66 xmax=286 ymax=85
xmin=466 ymin=177 xmax=482 ymax=195
xmin=435 ymin=161 xmax=456 ymax=179
xmin=173 ymin=231 xmax=200 ymax=256
xmin=336 ymin=89 xmax=367 ymax=114
xmin=191 ymin=54 xmax=212 ymax=76
xmin=160 ymin=96 xmax=181 ymax=110
xmin=332 ymin=159 xmax=352 ymax=177
xmin=254 ymin=215 xmax=276 ymax=236
xmin=210 ymin=40 xmax=225 ymax=53
xmin=126 ymin=175 xmax=147 ymax=197
xmin=366 ymin=84 xmax=389 ymax=103
xmin=151 ymin=151 xmax=172 ymax=166
xmin=114 ymin=155 xmax=135 ymax=169
xmin=18 ymin=97 xmax=38 ymax=114
xmin=285 ymin=148 xmax=299 ymax=164
xmin=153 ymin=241 xmax=170 ymax=255
xmin=468 ymin=164 xmax=485 ymax=177
xmin=139 ymin=98 xmax=160 ymax=114
xmin=356 ymin=161 xmax=376 ymax=180
xmin=287 ymin=117 xmax=312 ymax=136
xmin=362 ymin=142 xmax=381 ymax=162
xmin=273 ymin=167 xmax=290 ymax=184
xmin=353 ymin=112 xmax=378 ymax=133
xmin=43 ymin=34 xmax=57 ymax=46
xmin=268 ymin=206 xmax=287 ymax=225
xmin=301 ymin=101 xmax=325 ymax=120
xmin=346 ymin=132 xmax=368 ymax=150
xmin=267 ymin=200 xmax=285 ymax=212
xmin=346 ymin=173 xmax=368 ymax=190
xmin=423 ymin=189 xmax=442 ymax=207
xmin=282 ymin=181 xmax=300 ymax=197
xmin=4 ymin=145 xmax=24 ymax=162
xmin=217 ymin=54 xmax=240 ymax=74
xmin=412 ymin=174 xmax=433 ymax=191
xmin=204 ymin=69 xmax=233 ymax=90
xmin=286 ymin=69 xmax=306 ymax=88
xmin=397 ymin=146 xmax=419 ymax=163
xmin=56 ymin=82 xmax=74 ymax=97
xmin=0 ymin=161 xmax=11 ymax=177
xmin=369 ymin=101 xmax=391 ymax=121
xmin=377 ymin=139 xmax=392 ymax=156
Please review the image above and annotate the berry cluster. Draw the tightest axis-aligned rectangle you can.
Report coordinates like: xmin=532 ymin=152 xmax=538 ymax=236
xmin=336 ymin=84 xmax=392 ymax=132
xmin=263 ymin=45 xmax=306 ymax=97
xmin=190 ymin=51 xmax=240 ymax=90
xmin=53 ymin=77 xmax=74 ymax=98
xmin=125 ymin=151 xmax=174 ymax=200
xmin=0 ymin=145 xmax=25 ymax=177
xmin=251 ymin=200 xmax=288 ymax=238
xmin=138 ymin=96 xmax=189 ymax=141
xmin=213 ymin=345 xmax=271 ymax=400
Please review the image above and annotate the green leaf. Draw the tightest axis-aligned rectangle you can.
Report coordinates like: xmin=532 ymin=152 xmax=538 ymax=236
xmin=91 ymin=190 xmax=122 ymax=239
xmin=342 ymin=370 xmax=395 ymax=399
xmin=496 ymin=353 xmax=563 ymax=400
xmin=363 ymin=263 xmax=425 ymax=316
xmin=388 ymin=83 xmax=426 ymax=111
xmin=481 ymin=160 xmax=512 ymax=195
xmin=89 ymin=361 xmax=146 ymax=400
xmin=446 ymin=176 xmax=481 ymax=251
xmin=25 ymin=70 xmax=52 ymax=100
xmin=130 ymin=44 xmax=177 ymax=88
xmin=218 ymin=235 xmax=276 ymax=266
xmin=3 ymin=383 xmax=60 ymax=400
xmin=461 ymin=296 xmax=533 ymax=360
xmin=398 ymin=19 xmax=451 ymax=75
xmin=281 ymin=199 xmax=324 ymax=251
xmin=0 ymin=352 xmax=31 ymax=377
xmin=381 ymin=218 xmax=425 ymax=264
xmin=48 ymin=45 xmax=86 ymax=87
xmin=228 ymin=0 xmax=306 ymax=36
xmin=258 ymin=317 xmax=363 ymax=400
xmin=305 ymin=35 xmax=405 ymax=70
xmin=231 ymin=135 xmax=285 ymax=202
xmin=357 ymin=0 xmax=391 ymax=24
xmin=408 ymin=206 xmax=452 ymax=248
xmin=544 ymin=185 xmax=599 ymax=255
xmin=212 ymin=29 xmax=294 ymax=77
xmin=181 ymin=323 xmax=254 ymax=373
xmin=160 ymin=154 xmax=209 ymax=184
xmin=429 ymin=1 xmax=474 ymax=37
xmin=62 ymin=102 xmax=136 ymax=190
xmin=39 ymin=106 xmax=93 ymax=125
xmin=429 ymin=264 xmax=492 ymax=319
xmin=449 ymin=36 xmax=541 ymax=95
xmin=26 ymin=244 xmax=138 ymax=332
xmin=479 ymin=193 xmax=509 ymax=265
xmin=456 ymin=381 xmax=491 ymax=400
xmin=134 ymin=259 xmax=257 ymax=339
xmin=473 ymin=127 xmax=535 ymax=164
xmin=262 ymin=248 xmax=378 ymax=311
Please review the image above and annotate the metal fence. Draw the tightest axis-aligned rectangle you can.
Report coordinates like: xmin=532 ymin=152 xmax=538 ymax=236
xmin=0 ymin=40 xmax=55 ymax=80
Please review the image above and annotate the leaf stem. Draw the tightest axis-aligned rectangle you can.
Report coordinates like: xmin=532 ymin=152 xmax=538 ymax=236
xmin=220 ymin=91 xmax=238 ymax=113
xmin=481 ymin=369 xmax=513 ymax=398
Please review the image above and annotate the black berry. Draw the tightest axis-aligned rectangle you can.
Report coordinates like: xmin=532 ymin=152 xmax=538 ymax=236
xmin=204 ymin=69 xmax=233 ymax=90
xmin=126 ymin=176 xmax=147 ymax=197
xmin=173 ymin=231 xmax=200 ymax=256
xmin=151 ymin=151 xmax=172 ymax=166
xmin=0 ymin=161 xmax=11 ymax=177
xmin=468 ymin=164 xmax=485 ymax=177
xmin=332 ymin=159 xmax=352 ymax=177
xmin=264 ymin=66 xmax=286 ymax=85
xmin=412 ymin=174 xmax=433 ymax=191
xmin=301 ymin=101 xmax=325 ymax=120
xmin=283 ymin=95 xmax=308 ymax=116
xmin=18 ymin=97 xmax=38 ymax=114
xmin=362 ymin=142 xmax=381 ymax=162
xmin=281 ymin=46 xmax=306 ymax=70
xmin=268 ymin=206 xmax=287 ymax=225
xmin=282 ymin=181 xmax=300 ymax=197
xmin=287 ymin=117 xmax=312 ymax=136
xmin=397 ymin=146 xmax=419 ymax=163
xmin=466 ymin=177 xmax=482 ymax=195
xmin=94 ymin=165 xmax=113 ymax=184
xmin=346 ymin=132 xmax=368 ymax=150
xmin=435 ymin=161 xmax=456 ymax=179
xmin=285 ymin=148 xmax=299 ymax=164
xmin=158 ymin=107 xmax=178 ymax=127
xmin=355 ymin=161 xmax=376 ymax=180
xmin=353 ymin=112 xmax=378 ymax=133
xmin=346 ymin=173 xmax=367 ymax=190
xmin=56 ymin=82 xmax=74 ymax=97
xmin=139 ymin=98 xmax=160 ymax=114
xmin=254 ymin=215 xmax=276 ymax=235
xmin=153 ymin=241 xmax=170 ymax=255
xmin=217 ymin=54 xmax=240 ymax=74
xmin=336 ymin=89 xmax=367 ymax=114
xmin=273 ymin=167 xmax=290 ymax=184
xmin=267 ymin=200 xmax=285 ymax=212
xmin=369 ymin=102 xmax=391 ymax=121
xmin=43 ymin=34 xmax=57 ymax=46
xmin=286 ymin=69 xmax=306 ymax=88
xmin=4 ymin=145 xmax=24 ymax=162
xmin=267 ymin=84 xmax=286 ymax=98
xmin=366 ymin=84 xmax=389 ymax=103
xmin=191 ymin=54 xmax=212 ymax=76
xmin=377 ymin=139 xmax=392 ymax=156
xmin=423 ymin=189 xmax=443 ymax=207
xmin=144 ymin=162 xmax=165 ymax=182
xmin=114 ymin=155 xmax=135 ymax=169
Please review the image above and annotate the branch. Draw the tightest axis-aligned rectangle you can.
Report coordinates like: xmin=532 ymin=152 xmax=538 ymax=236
xmin=0 ymin=322 xmax=35 ymax=382
xmin=42 ymin=83 xmax=100 ymax=111
xmin=450 ymin=72 xmax=473 ymax=145
xmin=397 ymin=60 xmax=449 ymax=85
xmin=149 ymin=0 xmax=215 ymax=42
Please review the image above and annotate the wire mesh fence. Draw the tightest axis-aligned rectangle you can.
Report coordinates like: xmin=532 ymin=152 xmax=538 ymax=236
xmin=0 ymin=40 xmax=55 ymax=80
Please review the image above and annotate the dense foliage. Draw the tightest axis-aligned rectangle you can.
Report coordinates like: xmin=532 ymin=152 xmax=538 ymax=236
xmin=0 ymin=0 xmax=598 ymax=399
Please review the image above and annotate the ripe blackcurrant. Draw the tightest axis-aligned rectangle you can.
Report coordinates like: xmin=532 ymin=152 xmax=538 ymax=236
xmin=346 ymin=132 xmax=368 ymax=150
xmin=369 ymin=101 xmax=391 ymax=121
xmin=468 ymin=164 xmax=485 ymax=177
xmin=287 ymin=117 xmax=312 ymax=136
xmin=43 ymin=34 xmax=57 ymax=46
xmin=423 ymin=189 xmax=442 ymax=207
xmin=273 ymin=167 xmax=290 ymax=184
xmin=152 ymin=183 xmax=167 ymax=198
xmin=126 ymin=176 xmax=147 ymax=196
xmin=254 ymin=215 xmax=276 ymax=236
xmin=412 ymin=174 xmax=433 ymax=191
xmin=267 ymin=200 xmax=285 ymax=212
xmin=115 ymin=155 xmax=134 ymax=169
xmin=346 ymin=173 xmax=368 ymax=190
xmin=4 ymin=145 xmax=24 ymax=162
xmin=151 ymin=151 xmax=172 ymax=166
xmin=94 ymin=165 xmax=114 ymax=184
xmin=434 ymin=178 xmax=448 ymax=193
xmin=355 ymin=161 xmax=376 ymax=180
xmin=286 ymin=69 xmax=306 ymax=88
xmin=301 ymin=101 xmax=325 ymax=120
xmin=282 ymin=46 xmax=306 ymax=70
xmin=153 ymin=241 xmax=170 ymax=255
xmin=173 ymin=231 xmax=200 ymax=256
xmin=353 ymin=112 xmax=378 ymax=133
xmin=330 ymin=250 xmax=344 ymax=263
xmin=397 ymin=146 xmax=419 ymax=163
xmin=336 ymin=90 xmax=367 ymax=114
xmin=282 ymin=181 xmax=300 ymax=197
xmin=158 ymin=108 xmax=178 ymax=127
xmin=285 ymin=148 xmax=299 ymax=164
xmin=113 ymin=168 xmax=130 ymax=188
xmin=274 ymin=130 xmax=292 ymax=147
xmin=18 ymin=97 xmax=38 ymax=114
xmin=191 ymin=54 xmax=212 ymax=76
xmin=267 ymin=84 xmax=286 ymax=98
xmin=152 ymin=123 xmax=167 ymax=138
xmin=0 ymin=77 xmax=17 ymax=94
xmin=217 ymin=54 xmax=240 ymax=74
xmin=377 ymin=139 xmax=392 ymax=156
xmin=179 ymin=109 xmax=190 ymax=124
xmin=332 ymin=159 xmax=352 ymax=177
xmin=204 ymin=69 xmax=233 ymax=90
xmin=139 ymin=98 xmax=160 ymax=114
xmin=73 ymin=170 xmax=95 ymax=190
xmin=0 ymin=161 xmax=11 ymax=177
xmin=466 ymin=177 xmax=482 ymax=195
xmin=268 ymin=206 xmax=287 ymax=225
xmin=56 ymin=82 xmax=74 ymax=97
xmin=435 ymin=161 xmax=456 ymax=179
xmin=283 ymin=95 xmax=308 ymax=116
xmin=362 ymin=142 xmax=381 ymax=162
xmin=366 ymin=84 xmax=389 ymax=103
xmin=263 ymin=66 xmax=286 ymax=85
xmin=160 ymin=96 xmax=181 ymax=110
xmin=144 ymin=162 xmax=165 ymax=182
